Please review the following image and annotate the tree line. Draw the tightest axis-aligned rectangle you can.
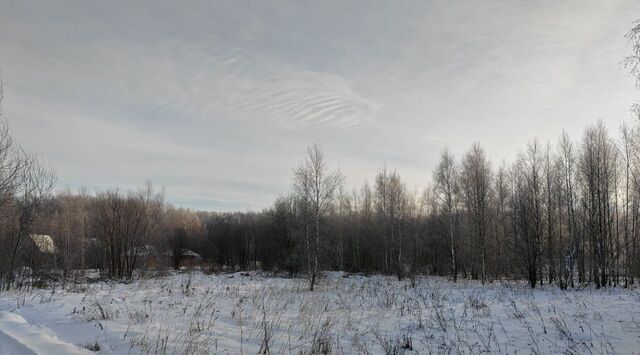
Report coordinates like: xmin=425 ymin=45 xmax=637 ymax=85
xmin=3 ymin=118 xmax=639 ymax=291
xmin=286 ymin=125 xmax=640 ymax=290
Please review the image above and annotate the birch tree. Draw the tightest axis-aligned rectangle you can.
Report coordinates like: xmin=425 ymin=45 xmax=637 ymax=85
xmin=293 ymin=143 xmax=343 ymax=291
xmin=460 ymin=142 xmax=492 ymax=284
xmin=434 ymin=148 xmax=460 ymax=282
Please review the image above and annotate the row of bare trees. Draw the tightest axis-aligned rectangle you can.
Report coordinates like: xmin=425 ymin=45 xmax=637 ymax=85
xmin=284 ymin=119 xmax=640 ymax=289
xmin=0 ymin=79 xmax=169 ymax=287
xmin=0 ymin=81 xmax=56 ymax=290
xmin=92 ymin=183 xmax=165 ymax=278
xmin=3 ymin=106 xmax=640 ymax=291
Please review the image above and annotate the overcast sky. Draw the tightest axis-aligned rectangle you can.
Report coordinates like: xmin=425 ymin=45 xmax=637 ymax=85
xmin=0 ymin=1 xmax=638 ymax=211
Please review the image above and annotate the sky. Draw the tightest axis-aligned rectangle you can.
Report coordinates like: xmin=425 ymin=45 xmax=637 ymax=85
xmin=0 ymin=0 xmax=638 ymax=211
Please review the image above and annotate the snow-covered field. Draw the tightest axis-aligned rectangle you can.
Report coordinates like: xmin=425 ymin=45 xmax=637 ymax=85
xmin=0 ymin=272 xmax=639 ymax=354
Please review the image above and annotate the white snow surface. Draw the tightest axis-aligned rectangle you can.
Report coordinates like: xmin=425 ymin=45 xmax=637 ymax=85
xmin=0 ymin=311 xmax=89 ymax=354
xmin=0 ymin=271 xmax=639 ymax=354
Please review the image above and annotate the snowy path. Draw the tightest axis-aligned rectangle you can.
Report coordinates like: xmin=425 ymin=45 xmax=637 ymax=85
xmin=0 ymin=311 xmax=89 ymax=355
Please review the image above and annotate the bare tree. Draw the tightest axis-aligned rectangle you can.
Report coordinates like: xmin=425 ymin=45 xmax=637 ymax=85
xmin=542 ymin=142 xmax=561 ymax=284
xmin=50 ymin=186 xmax=90 ymax=283
xmin=556 ymin=132 xmax=579 ymax=288
xmin=375 ymin=168 xmax=407 ymax=280
xmin=335 ymin=186 xmax=350 ymax=271
xmin=511 ymin=141 xmax=544 ymax=288
xmin=578 ymin=122 xmax=617 ymax=288
xmin=0 ymin=80 xmax=57 ymax=289
xmin=460 ymin=142 xmax=492 ymax=284
xmin=414 ymin=187 xmax=433 ymax=275
xmin=492 ymin=162 xmax=510 ymax=279
xmin=433 ymin=148 xmax=460 ymax=282
xmin=94 ymin=181 xmax=164 ymax=279
xmin=350 ymin=188 xmax=361 ymax=272
xmin=619 ymin=122 xmax=637 ymax=287
xmin=359 ymin=182 xmax=374 ymax=271
xmin=625 ymin=19 xmax=640 ymax=93
xmin=293 ymin=143 xmax=343 ymax=291
xmin=4 ymin=153 xmax=56 ymax=289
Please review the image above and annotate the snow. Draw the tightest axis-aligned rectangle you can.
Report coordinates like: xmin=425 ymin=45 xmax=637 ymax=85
xmin=0 ymin=311 xmax=88 ymax=354
xmin=0 ymin=272 xmax=639 ymax=354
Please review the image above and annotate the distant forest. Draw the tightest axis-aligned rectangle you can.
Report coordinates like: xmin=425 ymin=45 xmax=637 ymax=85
xmin=2 ymin=21 xmax=640 ymax=292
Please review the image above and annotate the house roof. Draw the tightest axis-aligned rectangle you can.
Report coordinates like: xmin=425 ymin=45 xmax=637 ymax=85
xmin=126 ymin=244 xmax=157 ymax=257
xmin=29 ymin=234 xmax=56 ymax=254
xmin=163 ymin=249 xmax=201 ymax=258
xmin=182 ymin=249 xmax=201 ymax=257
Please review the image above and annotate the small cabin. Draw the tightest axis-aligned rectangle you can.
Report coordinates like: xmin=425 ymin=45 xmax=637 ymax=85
xmin=164 ymin=249 xmax=202 ymax=268
xmin=22 ymin=234 xmax=57 ymax=271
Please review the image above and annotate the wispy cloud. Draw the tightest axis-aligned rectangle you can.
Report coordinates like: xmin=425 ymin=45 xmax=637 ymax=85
xmin=0 ymin=0 xmax=638 ymax=210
